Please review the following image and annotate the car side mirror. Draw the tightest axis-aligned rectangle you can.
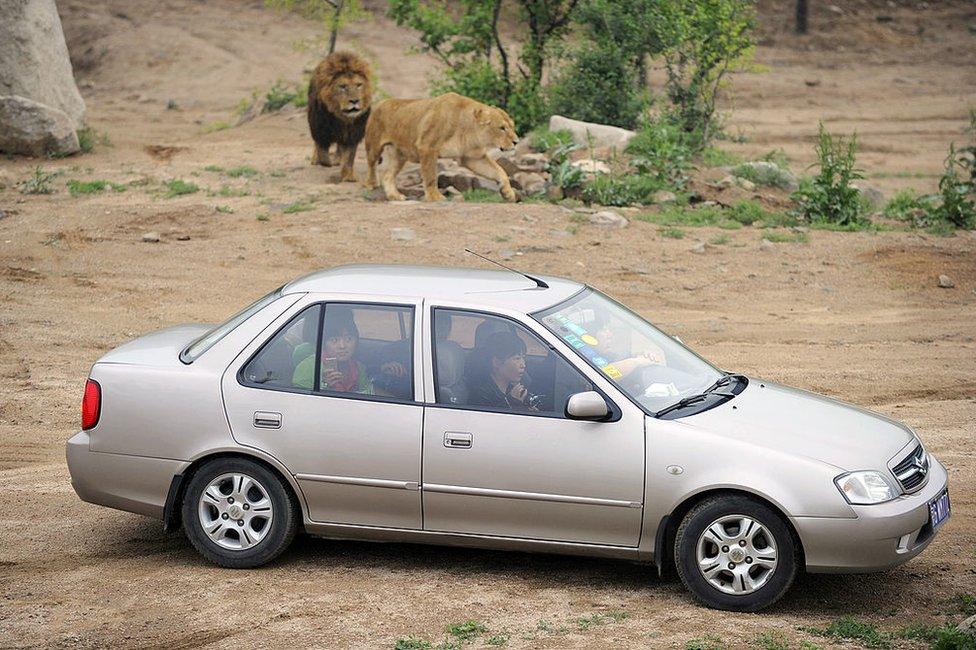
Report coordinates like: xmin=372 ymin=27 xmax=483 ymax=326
xmin=565 ymin=391 xmax=610 ymax=421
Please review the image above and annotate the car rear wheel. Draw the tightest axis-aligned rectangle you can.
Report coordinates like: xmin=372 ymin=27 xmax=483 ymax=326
xmin=674 ymin=495 xmax=798 ymax=611
xmin=182 ymin=458 xmax=298 ymax=568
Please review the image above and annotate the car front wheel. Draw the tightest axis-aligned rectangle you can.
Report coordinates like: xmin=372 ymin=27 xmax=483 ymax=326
xmin=182 ymin=457 xmax=298 ymax=568
xmin=674 ymin=495 xmax=798 ymax=611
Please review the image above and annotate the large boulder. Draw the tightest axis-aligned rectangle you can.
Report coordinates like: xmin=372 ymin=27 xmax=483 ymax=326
xmin=0 ymin=95 xmax=79 ymax=157
xmin=549 ymin=115 xmax=635 ymax=150
xmin=0 ymin=0 xmax=86 ymax=127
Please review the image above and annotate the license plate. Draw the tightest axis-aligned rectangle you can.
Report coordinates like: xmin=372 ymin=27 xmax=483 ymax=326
xmin=929 ymin=489 xmax=951 ymax=530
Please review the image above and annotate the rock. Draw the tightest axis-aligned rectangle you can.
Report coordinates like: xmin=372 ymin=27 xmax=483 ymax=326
xmin=549 ymin=115 xmax=635 ymax=150
xmin=546 ymin=184 xmax=564 ymax=201
xmin=852 ymin=181 xmax=885 ymax=207
xmin=0 ymin=95 xmax=79 ymax=157
xmin=496 ymin=156 xmax=520 ymax=176
xmin=442 ymin=186 xmax=463 ymax=200
xmin=0 ymin=0 xmax=86 ymax=128
xmin=390 ymin=227 xmax=415 ymax=242
xmin=937 ymin=274 xmax=954 ymax=288
xmin=176 ymin=234 xmax=191 ymax=241
xmin=759 ymin=239 xmax=774 ymax=251
xmin=472 ymin=177 xmax=500 ymax=193
xmin=498 ymin=249 xmax=516 ymax=261
xmin=653 ymin=190 xmax=678 ymax=204
xmin=399 ymin=170 xmax=422 ymax=188
xmin=959 ymin=614 xmax=976 ymax=632
xmin=589 ymin=210 xmax=628 ymax=229
xmin=569 ymin=158 xmax=611 ymax=175
xmin=141 ymin=232 xmax=160 ymax=243
xmin=438 ymin=167 xmax=477 ymax=192
xmin=515 ymin=153 xmax=548 ymax=172
xmin=733 ymin=161 xmax=798 ymax=190
xmin=804 ymin=79 xmax=821 ymax=87
xmin=0 ymin=169 xmax=14 ymax=189
xmin=690 ymin=241 xmax=706 ymax=254
xmin=512 ymin=171 xmax=546 ymax=195
xmin=736 ymin=177 xmax=756 ymax=191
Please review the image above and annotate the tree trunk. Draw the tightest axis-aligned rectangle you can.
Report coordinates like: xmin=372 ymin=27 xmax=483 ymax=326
xmin=795 ymin=0 xmax=808 ymax=34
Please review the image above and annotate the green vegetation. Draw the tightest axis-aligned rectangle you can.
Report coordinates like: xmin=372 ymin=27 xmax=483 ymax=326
xmin=581 ymin=173 xmax=664 ymax=206
xmin=728 ymin=199 xmax=795 ymax=227
xmin=18 ymin=167 xmax=60 ymax=194
xmin=282 ymin=200 xmax=314 ymax=213
xmin=548 ymin=41 xmax=646 ymax=128
xmin=394 ymin=638 xmax=433 ymax=650
xmin=203 ymin=120 xmax=232 ymax=133
xmin=76 ymin=127 xmax=111 ymax=154
xmin=215 ymin=205 xmax=234 ymax=213
xmin=953 ymin=593 xmax=976 ymax=617
xmin=66 ymin=179 xmax=126 ymax=196
xmin=762 ymin=230 xmax=808 ymax=243
xmin=660 ymin=226 xmax=686 ymax=239
xmin=732 ymin=161 xmax=795 ymax=189
xmin=752 ymin=631 xmax=790 ymax=650
xmin=164 ymin=179 xmax=200 ymax=198
xmin=626 ymin=114 xmax=696 ymax=186
xmin=686 ymin=634 xmax=725 ymax=650
xmin=935 ymin=142 xmax=975 ymax=229
xmin=802 ymin=617 xmax=890 ymax=649
xmin=485 ymin=634 xmax=508 ymax=646
xmin=528 ymin=127 xmax=574 ymax=153
xmin=256 ymin=212 xmax=270 ymax=221
xmin=211 ymin=185 xmax=250 ymax=198
xmin=700 ymin=146 xmax=743 ymax=167
xmin=445 ymin=621 xmax=486 ymax=643
xmin=265 ymin=0 xmax=366 ymax=54
xmin=203 ymin=165 xmax=224 ymax=173
xmin=264 ymin=80 xmax=306 ymax=111
xmin=461 ymin=188 xmax=504 ymax=203
xmin=791 ymin=124 xmax=869 ymax=228
xmin=226 ymin=166 xmax=259 ymax=178
xmin=709 ymin=234 xmax=730 ymax=245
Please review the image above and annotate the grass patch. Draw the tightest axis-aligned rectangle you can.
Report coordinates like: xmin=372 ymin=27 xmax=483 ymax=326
xmin=210 ymin=185 xmax=249 ymax=197
xmin=66 ymin=179 xmax=126 ymax=196
xmin=709 ymin=234 xmax=730 ymax=245
xmin=897 ymin=623 xmax=976 ymax=648
xmin=728 ymin=200 xmax=796 ymax=227
xmin=226 ymin=166 xmax=258 ymax=178
xmin=660 ymin=227 xmax=686 ymax=239
xmin=18 ymin=167 xmax=60 ymax=194
xmin=700 ymin=146 xmax=742 ymax=167
xmin=762 ymin=230 xmax=808 ymax=243
xmin=528 ymin=126 xmax=574 ymax=153
xmin=215 ymin=205 xmax=234 ymax=214
xmin=753 ymin=631 xmax=790 ymax=650
xmin=732 ymin=161 xmax=795 ymax=189
xmin=394 ymin=638 xmax=432 ymax=650
xmin=282 ymin=200 xmax=314 ymax=213
xmin=952 ymin=593 xmax=976 ymax=617
xmin=163 ymin=179 xmax=199 ymax=198
xmin=445 ymin=621 xmax=486 ymax=642
xmin=256 ymin=213 xmax=270 ymax=221
xmin=802 ymin=617 xmax=890 ymax=649
xmin=263 ymin=80 xmax=306 ymax=111
xmin=203 ymin=165 xmax=224 ymax=173
xmin=203 ymin=120 xmax=232 ymax=133
xmin=486 ymin=634 xmax=508 ymax=646
xmin=462 ymin=188 xmax=504 ymax=203
xmin=582 ymin=173 xmax=665 ymax=206
xmin=686 ymin=635 xmax=724 ymax=650
xmin=76 ymin=127 xmax=111 ymax=153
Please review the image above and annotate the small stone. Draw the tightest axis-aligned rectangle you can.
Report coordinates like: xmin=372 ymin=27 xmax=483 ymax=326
xmin=498 ymin=249 xmax=516 ymax=261
xmin=805 ymin=79 xmax=821 ymax=87
xmin=141 ymin=232 xmax=160 ymax=243
xmin=390 ymin=227 xmax=415 ymax=242
xmin=852 ymin=182 xmax=885 ymax=207
xmin=569 ymin=159 xmax=611 ymax=175
xmin=515 ymin=153 xmax=548 ymax=172
xmin=653 ymin=190 xmax=677 ymax=204
xmin=166 ymin=99 xmax=179 ymax=110
xmin=176 ymin=234 xmax=190 ymax=241
xmin=546 ymin=184 xmax=564 ymax=201
xmin=958 ymin=614 xmax=976 ymax=632
xmin=735 ymin=177 xmax=756 ymax=191
xmin=937 ymin=274 xmax=954 ymax=288
xmin=759 ymin=239 xmax=774 ymax=251
xmin=512 ymin=171 xmax=546 ymax=195
xmin=690 ymin=241 xmax=706 ymax=254
xmin=588 ymin=210 xmax=628 ymax=229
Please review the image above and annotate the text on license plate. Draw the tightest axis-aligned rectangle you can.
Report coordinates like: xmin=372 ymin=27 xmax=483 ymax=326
xmin=929 ymin=489 xmax=950 ymax=530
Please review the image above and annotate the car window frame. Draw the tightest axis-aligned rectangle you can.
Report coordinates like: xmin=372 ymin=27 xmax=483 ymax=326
xmin=237 ymin=299 xmax=420 ymax=407
xmin=428 ymin=305 xmax=622 ymax=422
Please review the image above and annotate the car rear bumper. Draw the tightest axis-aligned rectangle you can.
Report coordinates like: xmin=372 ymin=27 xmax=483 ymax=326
xmin=792 ymin=455 xmax=949 ymax=573
xmin=66 ymin=430 xmax=188 ymax=519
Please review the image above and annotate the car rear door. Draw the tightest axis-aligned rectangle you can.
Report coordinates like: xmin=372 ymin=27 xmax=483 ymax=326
xmin=221 ymin=293 xmax=425 ymax=529
xmin=420 ymin=305 xmax=645 ymax=547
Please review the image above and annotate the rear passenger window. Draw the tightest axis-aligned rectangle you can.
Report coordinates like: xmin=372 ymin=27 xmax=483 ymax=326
xmin=242 ymin=302 xmax=415 ymax=402
xmin=242 ymin=305 xmax=320 ymax=389
xmin=432 ymin=309 xmax=593 ymax=416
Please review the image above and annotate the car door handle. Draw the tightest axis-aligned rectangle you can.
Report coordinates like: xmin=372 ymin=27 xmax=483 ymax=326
xmin=444 ymin=431 xmax=472 ymax=449
xmin=253 ymin=411 xmax=282 ymax=429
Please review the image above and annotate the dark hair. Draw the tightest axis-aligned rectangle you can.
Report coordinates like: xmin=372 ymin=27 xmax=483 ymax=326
xmin=484 ymin=331 xmax=526 ymax=365
xmin=323 ymin=308 xmax=359 ymax=340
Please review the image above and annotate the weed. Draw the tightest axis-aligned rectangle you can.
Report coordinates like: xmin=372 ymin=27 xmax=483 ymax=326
xmin=762 ymin=230 xmax=808 ymax=243
xmin=394 ymin=638 xmax=433 ymax=650
xmin=710 ymin=234 xmax=730 ymax=245
xmin=883 ymin=188 xmax=932 ymax=221
xmin=269 ymin=169 xmax=287 ymax=178
xmin=164 ymin=179 xmax=199 ymax=198
xmin=76 ymin=127 xmax=111 ymax=153
xmin=638 ymin=205 xmax=723 ymax=227
xmin=582 ymin=174 xmax=664 ymax=206
xmin=226 ymin=166 xmax=259 ymax=178
xmin=546 ymin=141 xmax=585 ymax=191
xmin=700 ymin=147 xmax=742 ymax=167
xmin=727 ymin=200 xmax=795 ymax=227
xmin=898 ymin=623 xmax=976 ymax=649
xmin=486 ymin=634 xmax=508 ymax=646
xmin=204 ymin=120 xmax=232 ymax=133
xmin=18 ymin=167 xmax=60 ymax=194
xmin=211 ymin=185 xmax=250 ymax=197
xmin=203 ymin=165 xmax=224 ymax=173
xmin=660 ymin=227 xmax=686 ymax=239
xmin=686 ymin=634 xmax=725 ymax=650
xmin=626 ymin=114 xmax=695 ymax=186
xmin=66 ymin=179 xmax=126 ymax=196
xmin=282 ymin=201 xmax=314 ymax=213
xmin=732 ymin=161 xmax=795 ymax=189
xmin=802 ymin=617 xmax=890 ymax=649
xmin=760 ymin=148 xmax=791 ymax=169
xmin=935 ymin=143 xmax=976 ymax=229
xmin=256 ymin=213 xmax=270 ymax=221
xmin=791 ymin=124 xmax=868 ymax=227
xmin=263 ymin=80 xmax=305 ymax=112
xmin=953 ymin=593 xmax=976 ymax=617
xmin=215 ymin=205 xmax=234 ymax=214
xmin=753 ymin=631 xmax=789 ymax=650
xmin=462 ymin=188 xmax=504 ymax=203
xmin=528 ymin=127 xmax=573 ymax=153
xmin=445 ymin=621 xmax=486 ymax=642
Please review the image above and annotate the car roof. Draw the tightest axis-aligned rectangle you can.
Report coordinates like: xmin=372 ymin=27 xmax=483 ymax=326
xmin=282 ymin=264 xmax=585 ymax=313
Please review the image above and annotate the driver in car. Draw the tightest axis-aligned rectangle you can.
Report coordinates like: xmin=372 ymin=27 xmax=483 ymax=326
xmin=590 ymin=314 xmax=666 ymax=381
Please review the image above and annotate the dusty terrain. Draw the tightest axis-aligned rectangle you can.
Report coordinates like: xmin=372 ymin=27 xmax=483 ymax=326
xmin=1 ymin=1 xmax=975 ymax=648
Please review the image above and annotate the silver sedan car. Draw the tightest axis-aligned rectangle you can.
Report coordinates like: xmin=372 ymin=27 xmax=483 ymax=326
xmin=67 ymin=264 xmax=950 ymax=611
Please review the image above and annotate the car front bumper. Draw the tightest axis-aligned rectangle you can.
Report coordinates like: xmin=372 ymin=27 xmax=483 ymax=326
xmin=67 ymin=430 xmax=187 ymax=519
xmin=791 ymin=455 xmax=949 ymax=573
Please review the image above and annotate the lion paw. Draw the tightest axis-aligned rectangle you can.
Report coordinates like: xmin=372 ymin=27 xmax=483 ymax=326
xmin=501 ymin=187 xmax=517 ymax=202
xmin=387 ymin=191 xmax=407 ymax=201
xmin=425 ymin=191 xmax=446 ymax=202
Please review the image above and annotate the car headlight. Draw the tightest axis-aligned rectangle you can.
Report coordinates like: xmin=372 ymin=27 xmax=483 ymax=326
xmin=834 ymin=471 xmax=899 ymax=505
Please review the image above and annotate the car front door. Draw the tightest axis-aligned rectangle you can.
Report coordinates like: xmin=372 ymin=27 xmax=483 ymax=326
xmin=222 ymin=294 xmax=424 ymax=529
xmin=421 ymin=307 xmax=645 ymax=547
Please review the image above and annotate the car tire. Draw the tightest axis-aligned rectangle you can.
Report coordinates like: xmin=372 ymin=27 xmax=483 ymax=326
xmin=181 ymin=457 xmax=299 ymax=568
xmin=674 ymin=494 xmax=798 ymax=612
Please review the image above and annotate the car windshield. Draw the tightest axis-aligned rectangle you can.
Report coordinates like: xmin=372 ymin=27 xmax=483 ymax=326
xmin=535 ymin=289 xmax=724 ymax=414
xmin=180 ymin=286 xmax=284 ymax=363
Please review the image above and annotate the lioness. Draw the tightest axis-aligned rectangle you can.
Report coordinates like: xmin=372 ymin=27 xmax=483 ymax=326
xmin=307 ymin=51 xmax=372 ymax=182
xmin=363 ymin=92 xmax=518 ymax=202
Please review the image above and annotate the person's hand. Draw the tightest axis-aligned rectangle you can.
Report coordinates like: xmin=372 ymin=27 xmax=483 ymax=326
xmin=322 ymin=369 xmax=344 ymax=387
xmin=381 ymin=361 xmax=406 ymax=377
xmin=508 ymin=383 xmax=528 ymax=403
xmin=639 ymin=348 xmax=665 ymax=365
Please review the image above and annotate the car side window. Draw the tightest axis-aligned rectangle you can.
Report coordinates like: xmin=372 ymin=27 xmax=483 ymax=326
xmin=243 ymin=305 xmax=321 ymax=389
xmin=432 ymin=309 xmax=594 ymax=416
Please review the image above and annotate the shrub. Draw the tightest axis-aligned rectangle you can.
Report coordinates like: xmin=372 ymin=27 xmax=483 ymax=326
xmin=762 ymin=230 xmax=808 ymax=243
xmin=934 ymin=143 xmax=976 ymax=229
xmin=732 ymin=161 xmax=795 ymax=189
xmin=582 ymin=173 xmax=664 ymax=206
xmin=700 ymin=146 xmax=742 ymax=167
xmin=791 ymin=124 xmax=868 ymax=227
xmin=546 ymin=141 xmax=585 ymax=191
xmin=727 ymin=199 xmax=794 ymax=227
xmin=164 ymin=179 xmax=200 ymax=198
xmin=528 ymin=127 xmax=573 ymax=153
xmin=802 ymin=617 xmax=890 ymax=649
xmin=18 ymin=167 xmax=59 ymax=194
xmin=263 ymin=80 xmax=305 ymax=112
xmin=76 ymin=127 xmax=111 ymax=153
xmin=548 ymin=43 xmax=646 ymax=129
xmin=625 ymin=114 xmax=695 ymax=186
xmin=67 ymin=179 xmax=126 ymax=196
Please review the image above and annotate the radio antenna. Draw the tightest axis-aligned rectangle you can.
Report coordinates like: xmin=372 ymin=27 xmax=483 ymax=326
xmin=464 ymin=248 xmax=549 ymax=289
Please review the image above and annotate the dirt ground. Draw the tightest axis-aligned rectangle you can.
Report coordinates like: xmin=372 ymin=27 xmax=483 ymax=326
xmin=1 ymin=1 xmax=975 ymax=648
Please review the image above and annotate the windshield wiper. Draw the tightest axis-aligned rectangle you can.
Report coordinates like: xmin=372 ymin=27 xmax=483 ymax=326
xmin=653 ymin=374 xmax=742 ymax=418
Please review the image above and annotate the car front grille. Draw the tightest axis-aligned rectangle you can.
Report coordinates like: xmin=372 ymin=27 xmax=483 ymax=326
xmin=891 ymin=443 xmax=929 ymax=492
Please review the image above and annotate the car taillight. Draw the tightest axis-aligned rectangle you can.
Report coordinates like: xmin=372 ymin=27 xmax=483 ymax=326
xmin=82 ymin=379 xmax=101 ymax=430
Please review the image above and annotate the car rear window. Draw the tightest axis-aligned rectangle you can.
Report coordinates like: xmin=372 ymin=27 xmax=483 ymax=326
xmin=180 ymin=286 xmax=284 ymax=363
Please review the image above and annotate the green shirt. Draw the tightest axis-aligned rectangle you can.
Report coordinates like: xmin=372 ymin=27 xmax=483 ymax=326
xmin=292 ymin=355 xmax=373 ymax=394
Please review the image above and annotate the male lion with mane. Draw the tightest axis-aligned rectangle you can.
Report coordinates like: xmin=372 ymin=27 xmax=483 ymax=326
xmin=307 ymin=51 xmax=372 ymax=182
xmin=363 ymin=92 xmax=518 ymax=202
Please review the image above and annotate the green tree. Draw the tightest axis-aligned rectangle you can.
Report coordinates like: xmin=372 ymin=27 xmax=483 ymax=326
xmin=266 ymin=0 xmax=366 ymax=53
